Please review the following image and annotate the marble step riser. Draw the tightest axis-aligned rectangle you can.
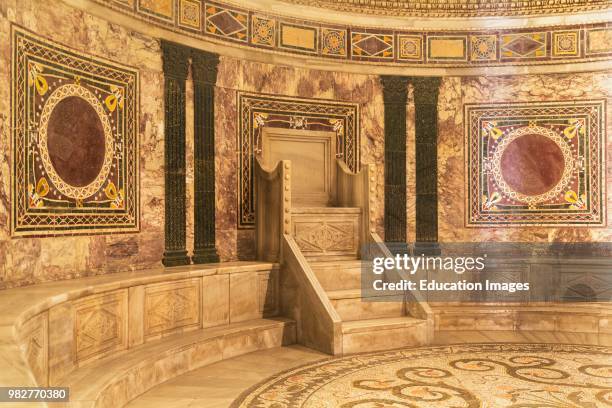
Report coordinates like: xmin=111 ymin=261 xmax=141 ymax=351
xmin=342 ymin=322 xmax=429 ymax=354
xmin=331 ymin=297 xmax=405 ymax=321
xmin=312 ymin=267 xmax=365 ymax=291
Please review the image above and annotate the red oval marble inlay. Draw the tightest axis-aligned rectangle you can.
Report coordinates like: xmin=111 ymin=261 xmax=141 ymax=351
xmin=500 ymin=133 xmax=565 ymax=196
xmin=47 ymin=96 xmax=106 ymax=187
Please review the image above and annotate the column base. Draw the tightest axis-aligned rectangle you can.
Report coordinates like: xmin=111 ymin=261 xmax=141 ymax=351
xmin=162 ymin=250 xmax=190 ymax=267
xmin=192 ymin=247 xmax=220 ymax=264
xmin=412 ymin=242 xmax=441 ymax=256
xmin=386 ymin=242 xmax=410 ymax=255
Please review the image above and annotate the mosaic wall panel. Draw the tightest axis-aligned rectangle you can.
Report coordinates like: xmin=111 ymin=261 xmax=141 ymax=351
xmin=11 ymin=28 xmax=139 ymax=236
xmin=237 ymin=92 xmax=359 ymax=229
xmin=465 ymin=101 xmax=606 ymax=226
xmin=90 ymin=0 xmax=612 ymax=68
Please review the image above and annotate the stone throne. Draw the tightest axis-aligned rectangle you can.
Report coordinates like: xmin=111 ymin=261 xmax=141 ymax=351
xmin=254 ymin=127 xmax=432 ymax=355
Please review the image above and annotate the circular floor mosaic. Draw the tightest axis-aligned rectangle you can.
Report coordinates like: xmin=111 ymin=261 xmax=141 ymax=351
xmin=232 ymin=344 xmax=612 ymax=407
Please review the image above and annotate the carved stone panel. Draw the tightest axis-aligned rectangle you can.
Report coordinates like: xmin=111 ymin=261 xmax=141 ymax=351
xmin=73 ymin=290 xmax=128 ymax=363
xmin=18 ymin=312 xmax=49 ymax=386
xmin=144 ymin=278 xmax=202 ymax=339
xmin=292 ymin=210 xmax=360 ymax=258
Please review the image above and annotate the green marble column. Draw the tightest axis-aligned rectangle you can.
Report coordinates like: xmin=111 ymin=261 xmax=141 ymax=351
xmin=191 ymin=50 xmax=220 ymax=264
xmin=161 ymin=41 xmax=191 ymax=267
xmin=410 ymin=77 xmax=441 ymax=255
xmin=380 ymin=75 xmax=409 ymax=251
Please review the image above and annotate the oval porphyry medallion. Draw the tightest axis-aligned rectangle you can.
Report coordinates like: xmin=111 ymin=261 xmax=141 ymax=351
xmin=38 ymin=84 xmax=114 ymax=200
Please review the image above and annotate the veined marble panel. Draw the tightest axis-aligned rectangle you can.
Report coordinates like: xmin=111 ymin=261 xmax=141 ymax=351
xmin=74 ymin=290 xmax=128 ymax=363
xmin=17 ymin=312 xmax=49 ymax=386
xmin=144 ymin=278 xmax=202 ymax=339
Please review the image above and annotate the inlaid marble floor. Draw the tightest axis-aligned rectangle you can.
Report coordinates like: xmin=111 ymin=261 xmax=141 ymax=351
xmin=125 ymin=345 xmax=327 ymax=408
xmin=126 ymin=331 xmax=611 ymax=408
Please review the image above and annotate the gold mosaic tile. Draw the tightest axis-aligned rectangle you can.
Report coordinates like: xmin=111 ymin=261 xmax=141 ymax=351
xmin=552 ymin=30 xmax=580 ymax=57
xmin=470 ymin=34 xmax=497 ymax=61
xmin=427 ymin=35 xmax=467 ymax=61
xmin=279 ymin=23 xmax=318 ymax=53
xmin=205 ymin=4 xmax=248 ymax=42
xmin=351 ymin=32 xmax=394 ymax=59
xmin=397 ymin=35 xmax=423 ymax=61
xmin=321 ymin=28 xmax=347 ymax=57
xmin=178 ymin=0 xmax=201 ymax=29
xmin=137 ymin=0 xmax=174 ymax=21
xmin=251 ymin=15 xmax=276 ymax=47
xmin=501 ymin=32 xmax=547 ymax=59
xmin=586 ymin=28 xmax=612 ymax=54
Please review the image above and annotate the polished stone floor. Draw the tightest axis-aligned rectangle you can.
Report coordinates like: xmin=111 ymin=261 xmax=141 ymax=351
xmin=126 ymin=331 xmax=612 ymax=408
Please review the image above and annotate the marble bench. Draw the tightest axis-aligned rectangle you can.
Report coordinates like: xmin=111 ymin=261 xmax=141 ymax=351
xmin=0 ymin=262 xmax=296 ymax=408
xmin=430 ymin=302 xmax=612 ymax=345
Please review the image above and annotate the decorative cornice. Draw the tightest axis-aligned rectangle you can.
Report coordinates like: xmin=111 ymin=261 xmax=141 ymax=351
xmin=278 ymin=0 xmax=612 ymax=18
xmin=73 ymin=0 xmax=612 ymax=74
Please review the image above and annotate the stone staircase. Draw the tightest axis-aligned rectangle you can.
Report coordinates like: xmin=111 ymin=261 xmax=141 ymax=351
xmin=294 ymin=207 xmax=430 ymax=354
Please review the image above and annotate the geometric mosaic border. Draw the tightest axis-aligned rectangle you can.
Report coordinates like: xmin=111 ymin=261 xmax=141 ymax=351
xmin=11 ymin=26 xmax=139 ymax=236
xmin=237 ymin=92 xmax=359 ymax=229
xmin=465 ymin=100 xmax=606 ymax=227
xmin=92 ymin=0 xmax=612 ymax=68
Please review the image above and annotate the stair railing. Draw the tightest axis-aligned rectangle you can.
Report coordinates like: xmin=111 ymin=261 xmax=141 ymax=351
xmin=255 ymin=157 xmax=342 ymax=354
xmin=336 ymin=159 xmax=433 ymax=340
xmin=254 ymin=157 xmax=292 ymax=262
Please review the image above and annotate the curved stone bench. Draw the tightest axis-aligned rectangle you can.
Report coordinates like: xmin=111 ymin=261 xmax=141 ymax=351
xmin=0 ymin=262 xmax=295 ymax=408
xmin=431 ymin=302 xmax=612 ymax=345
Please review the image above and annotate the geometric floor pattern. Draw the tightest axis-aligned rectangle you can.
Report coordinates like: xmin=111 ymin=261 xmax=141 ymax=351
xmin=232 ymin=344 xmax=612 ymax=407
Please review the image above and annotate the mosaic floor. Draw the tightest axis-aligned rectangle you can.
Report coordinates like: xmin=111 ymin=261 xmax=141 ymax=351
xmin=232 ymin=344 xmax=612 ymax=407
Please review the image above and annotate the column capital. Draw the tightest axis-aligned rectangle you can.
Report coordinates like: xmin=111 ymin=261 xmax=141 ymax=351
xmin=408 ymin=77 xmax=441 ymax=106
xmin=380 ymin=75 xmax=410 ymax=105
xmin=191 ymin=50 xmax=220 ymax=85
xmin=160 ymin=40 xmax=190 ymax=80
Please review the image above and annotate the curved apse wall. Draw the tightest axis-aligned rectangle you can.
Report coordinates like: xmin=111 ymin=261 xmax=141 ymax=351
xmin=0 ymin=0 xmax=610 ymax=289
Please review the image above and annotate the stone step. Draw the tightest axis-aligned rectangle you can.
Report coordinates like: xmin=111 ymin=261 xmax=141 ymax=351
xmin=291 ymin=206 xmax=362 ymax=214
xmin=327 ymin=289 xmax=405 ymax=321
xmin=341 ymin=317 xmax=429 ymax=354
xmin=63 ymin=318 xmax=296 ymax=407
xmin=309 ymin=260 xmax=364 ymax=291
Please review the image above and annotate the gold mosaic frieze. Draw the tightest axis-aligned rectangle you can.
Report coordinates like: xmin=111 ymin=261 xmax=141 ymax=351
xmin=90 ymin=0 xmax=612 ymax=68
